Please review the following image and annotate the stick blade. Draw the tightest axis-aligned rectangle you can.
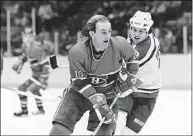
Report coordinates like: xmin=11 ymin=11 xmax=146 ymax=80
xmin=49 ymin=55 xmax=58 ymax=69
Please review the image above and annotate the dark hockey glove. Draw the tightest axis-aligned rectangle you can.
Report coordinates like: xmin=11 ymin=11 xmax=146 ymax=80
xmin=77 ymin=84 xmax=115 ymax=124
xmin=38 ymin=76 xmax=49 ymax=90
xmin=89 ymin=93 xmax=116 ymax=124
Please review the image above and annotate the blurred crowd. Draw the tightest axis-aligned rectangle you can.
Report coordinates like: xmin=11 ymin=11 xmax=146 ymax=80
xmin=0 ymin=1 xmax=192 ymax=56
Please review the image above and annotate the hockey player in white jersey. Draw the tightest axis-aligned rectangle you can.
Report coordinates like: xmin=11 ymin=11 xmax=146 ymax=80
xmin=118 ymin=11 xmax=162 ymax=135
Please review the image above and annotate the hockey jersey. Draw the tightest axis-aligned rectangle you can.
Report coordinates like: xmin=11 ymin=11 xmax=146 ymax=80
xmin=21 ymin=41 xmax=49 ymax=77
xmin=68 ymin=36 xmax=138 ymax=99
xmin=128 ymin=33 xmax=162 ymax=98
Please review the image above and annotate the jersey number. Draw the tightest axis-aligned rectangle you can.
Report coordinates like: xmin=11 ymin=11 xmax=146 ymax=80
xmin=74 ymin=71 xmax=83 ymax=78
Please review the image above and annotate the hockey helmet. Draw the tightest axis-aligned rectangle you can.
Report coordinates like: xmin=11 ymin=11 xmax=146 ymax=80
xmin=129 ymin=11 xmax=154 ymax=32
xmin=22 ymin=27 xmax=35 ymax=35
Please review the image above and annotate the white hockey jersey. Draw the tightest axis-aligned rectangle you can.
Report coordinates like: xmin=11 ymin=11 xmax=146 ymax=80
xmin=127 ymin=33 xmax=162 ymax=94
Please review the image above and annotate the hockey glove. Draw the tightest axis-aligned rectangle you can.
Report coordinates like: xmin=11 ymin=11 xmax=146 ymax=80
xmin=12 ymin=53 xmax=27 ymax=74
xmin=12 ymin=59 xmax=24 ymax=74
xmin=38 ymin=76 xmax=49 ymax=90
xmin=89 ymin=93 xmax=116 ymax=124
xmin=115 ymin=67 xmax=143 ymax=98
xmin=78 ymin=85 xmax=115 ymax=124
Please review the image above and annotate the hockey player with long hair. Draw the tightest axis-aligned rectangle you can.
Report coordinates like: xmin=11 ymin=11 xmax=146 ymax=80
xmin=49 ymin=14 xmax=141 ymax=135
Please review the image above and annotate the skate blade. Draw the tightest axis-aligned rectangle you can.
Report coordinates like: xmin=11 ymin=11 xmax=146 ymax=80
xmin=31 ymin=112 xmax=45 ymax=115
xmin=13 ymin=114 xmax=28 ymax=117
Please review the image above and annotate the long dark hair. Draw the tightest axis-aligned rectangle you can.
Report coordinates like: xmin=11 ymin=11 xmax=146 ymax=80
xmin=81 ymin=15 xmax=110 ymax=38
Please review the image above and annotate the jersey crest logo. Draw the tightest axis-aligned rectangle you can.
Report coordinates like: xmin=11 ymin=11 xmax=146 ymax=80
xmin=88 ymin=74 xmax=108 ymax=87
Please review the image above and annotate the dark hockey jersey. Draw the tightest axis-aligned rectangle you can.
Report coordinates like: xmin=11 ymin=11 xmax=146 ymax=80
xmin=21 ymin=41 xmax=49 ymax=77
xmin=68 ymin=36 xmax=139 ymax=97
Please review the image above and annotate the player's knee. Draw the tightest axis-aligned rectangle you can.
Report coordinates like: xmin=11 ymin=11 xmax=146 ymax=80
xmin=18 ymin=94 xmax=27 ymax=99
xmin=18 ymin=86 xmax=27 ymax=99
xmin=32 ymin=88 xmax=41 ymax=96
xmin=18 ymin=84 xmax=27 ymax=91
xmin=49 ymin=123 xmax=71 ymax=135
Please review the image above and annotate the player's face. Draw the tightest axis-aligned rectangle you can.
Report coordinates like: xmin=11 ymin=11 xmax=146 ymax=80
xmin=91 ymin=21 xmax=112 ymax=51
xmin=129 ymin=27 xmax=148 ymax=44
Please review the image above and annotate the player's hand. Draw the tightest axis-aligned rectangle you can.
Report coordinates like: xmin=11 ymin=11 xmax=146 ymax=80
xmin=89 ymin=93 xmax=116 ymax=124
xmin=101 ymin=106 xmax=116 ymax=124
xmin=94 ymin=104 xmax=116 ymax=124
xmin=37 ymin=76 xmax=48 ymax=90
xmin=12 ymin=60 xmax=23 ymax=74
xmin=115 ymin=68 xmax=143 ymax=97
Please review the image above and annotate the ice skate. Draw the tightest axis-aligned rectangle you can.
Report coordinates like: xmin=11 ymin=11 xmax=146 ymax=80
xmin=31 ymin=108 xmax=45 ymax=115
xmin=14 ymin=109 xmax=28 ymax=117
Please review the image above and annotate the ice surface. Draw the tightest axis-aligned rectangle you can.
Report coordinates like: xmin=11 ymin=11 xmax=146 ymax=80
xmin=1 ymin=88 xmax=191 ymax=135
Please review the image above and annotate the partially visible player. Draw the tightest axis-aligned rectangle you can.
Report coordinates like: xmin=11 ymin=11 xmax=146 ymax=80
xmin=118 ymin=11 xmax=162 ymax=135
xmin=0 ymin=52 xmax=3 ymax=75
xmin=12 ymin=28 xmax=50 ymax=116
xmin=49 ymin=15 xmax=140 ymax=135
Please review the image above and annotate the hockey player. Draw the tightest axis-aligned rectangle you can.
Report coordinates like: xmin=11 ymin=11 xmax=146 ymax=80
xmin=0 ymin=52 xmax=3 ymax=75
xmin=49 ymin=15 xmax=141 ymax=135
xmin=118 ymin=11 xmax=162 ymax=135
xmin=12 ymin=28 xmax=50 ymax=116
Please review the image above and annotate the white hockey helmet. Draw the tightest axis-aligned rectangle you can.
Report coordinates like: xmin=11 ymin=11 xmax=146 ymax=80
xmin=130 ymin=11 xmax=154 ymax=32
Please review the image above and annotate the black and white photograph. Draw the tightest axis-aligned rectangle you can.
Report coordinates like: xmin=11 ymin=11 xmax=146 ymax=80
xmin=0 ymin=0 xmax=192 ymax=135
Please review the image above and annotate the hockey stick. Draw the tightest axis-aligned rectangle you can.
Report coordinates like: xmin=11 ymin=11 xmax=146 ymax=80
xmin=49 ymin=55 xmax=69 ymax=69
xmin=92 ymin=75 xmax=143 ymax=136
xmin=29 ymin=77 xmax=45 ymax=88
xmin=1 ymin=86 xmax=60 ymax=101
xmin=91 ymin=90 xmax=131 ymax=136
xmin=1 ymin=77 xmax=63 ymax=100
xmin=91 ymin=86 xmax=139 ymax=136
xmin=91 ymin=92 xmax=122 ymax=136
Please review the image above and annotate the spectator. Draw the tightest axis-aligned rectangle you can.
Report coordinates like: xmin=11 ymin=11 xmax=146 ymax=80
xmin=159 ymin=28 xmax=173 ymax=53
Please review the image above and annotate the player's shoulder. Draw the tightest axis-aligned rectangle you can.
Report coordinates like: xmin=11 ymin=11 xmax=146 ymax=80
xmin=148 ymin=34 xmax=160 ymax=49
xmin=30 ymin=41 xmax=45 ymax=54
xmin=32 ymin=41 xmax=41 ymax=47
xmin=34 ymin=42 xmax=43 ymax=50
xmin=111 ymin=36 xmax=128 ymax=44
xmin=149 ymin=33 xmax=159 ymax=43
xmin=68 ymin=38 xmax=88 ymax=58
xmin=111 ymin=36 xmax=133 ymax=51
xmin=153 ymin=35 xmax=160 ymax=46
